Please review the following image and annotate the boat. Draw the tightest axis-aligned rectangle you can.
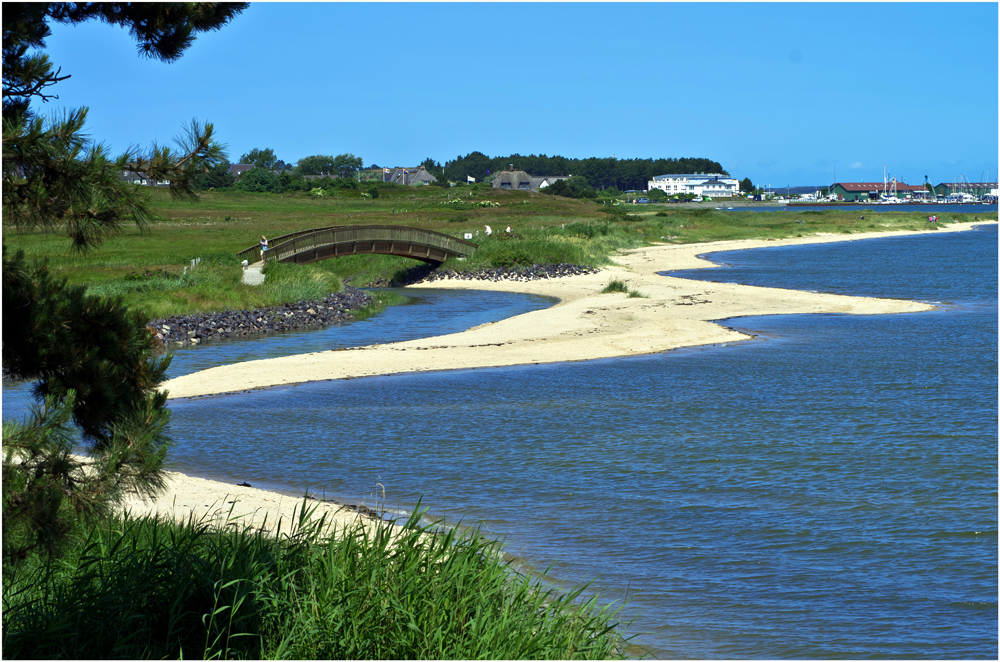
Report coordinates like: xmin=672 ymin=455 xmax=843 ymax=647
xmin=946 ymin=193 xmax=978 ymax=204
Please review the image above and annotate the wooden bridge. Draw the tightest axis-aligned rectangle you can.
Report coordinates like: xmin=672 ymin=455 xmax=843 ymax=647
xmin=237 ymin=225 xmax=478 ymax=266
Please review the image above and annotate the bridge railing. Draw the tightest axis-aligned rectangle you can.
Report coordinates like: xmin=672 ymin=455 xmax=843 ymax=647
xmin=237 ymin=225 xmax=477 ymax=264
xmin=237 ymin=227 xmax=326 ymax=263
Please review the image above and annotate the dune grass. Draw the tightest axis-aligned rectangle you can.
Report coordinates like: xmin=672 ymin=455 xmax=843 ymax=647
xmin=601 ymin=278 xmax=648 ymax=298
xmin=601 ymin=279 xmax=629 ymax=294
xmin=2 ymin=504 xmax=630 ymax=659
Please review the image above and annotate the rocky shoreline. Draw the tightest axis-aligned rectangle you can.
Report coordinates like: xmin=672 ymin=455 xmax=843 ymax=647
xmin=148 ymin=287 xmax=373 ymax=346
xmin=417 ymin=263 xmax=601 ymax=283
xmin=148 ymin=263 xmax=601 ymax=346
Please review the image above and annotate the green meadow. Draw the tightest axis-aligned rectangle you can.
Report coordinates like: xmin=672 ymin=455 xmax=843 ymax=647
xmin=3 ymin=184 xmax=989 ymax=320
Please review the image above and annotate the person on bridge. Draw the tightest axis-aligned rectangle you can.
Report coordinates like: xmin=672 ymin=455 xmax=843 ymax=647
xmin=260 ymin=235 xmax=268 ymax=255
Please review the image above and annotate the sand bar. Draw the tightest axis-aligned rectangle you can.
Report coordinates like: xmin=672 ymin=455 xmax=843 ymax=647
xmin=163 ymin=222 xmax=994 ymax=401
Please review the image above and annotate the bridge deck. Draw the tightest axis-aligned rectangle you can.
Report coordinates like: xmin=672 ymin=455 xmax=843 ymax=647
xmin=237 ymin=225 xmax=477 ymax=266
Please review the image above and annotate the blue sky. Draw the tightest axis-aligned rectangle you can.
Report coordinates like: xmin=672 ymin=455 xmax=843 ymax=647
xmin=37 ymin=2 xmax=998 ymax=187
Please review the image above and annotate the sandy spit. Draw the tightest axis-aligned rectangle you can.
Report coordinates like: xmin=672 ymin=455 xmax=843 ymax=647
xmin=162 ymin=222 xmax=994 ymax=400
xmin=130 ymin=222 xmax=993 ymax=525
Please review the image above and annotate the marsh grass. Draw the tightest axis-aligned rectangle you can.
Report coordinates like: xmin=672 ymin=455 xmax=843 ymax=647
xmin=2 ymin=505 xmax=630 ymax=659
xmin=472 ymin=229 xmax=587 ymax=269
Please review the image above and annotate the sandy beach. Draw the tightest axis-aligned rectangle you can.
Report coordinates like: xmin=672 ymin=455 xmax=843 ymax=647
xmin=128 ymin=222 xmax=994 ymax=524
xmin=120 ymin=469 xmax=384 ymax=534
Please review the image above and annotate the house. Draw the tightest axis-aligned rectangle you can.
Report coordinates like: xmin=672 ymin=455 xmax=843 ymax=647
xmin=492 ymin=169 xmax=534 ymax=191
xmin=383 ymin=166 xmax=440 ymax=186
xmin=490 ymin=168 xmax=571 ymax=192
xmin=698 ymin=176 xmax=739 ymax=198
xmin=647 ymin=173 xmax=739 ymax=197
xmin=534 ymin=175 xmax=571 ymax=190
xmin=228 ymin=163 xmax=254 ymax=178
xmin=120 ymin=170 xmax=170 ymax=186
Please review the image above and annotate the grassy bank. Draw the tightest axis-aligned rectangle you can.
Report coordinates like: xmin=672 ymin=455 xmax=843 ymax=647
xmin=2 ymin=505 xmax=629 ymax=659
xmin=2 ymin=186 xmax=992 ymax=320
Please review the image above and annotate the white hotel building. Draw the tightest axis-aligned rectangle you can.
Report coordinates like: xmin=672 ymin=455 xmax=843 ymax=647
xmin=648 ymin=173 xmax=740 ymax=198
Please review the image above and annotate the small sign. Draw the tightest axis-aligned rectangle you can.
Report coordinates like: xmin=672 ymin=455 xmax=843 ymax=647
xmin=464 ymin=233 xmax=473 ymax=240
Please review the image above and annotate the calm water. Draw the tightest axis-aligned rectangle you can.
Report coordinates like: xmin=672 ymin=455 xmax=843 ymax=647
xmin=163 ymin=287 xmax=555 ymax=378
xmin=0 ymin=288 xmax=555 ymax=415
xmin=4 ymin=227 xmax=996 ymax=658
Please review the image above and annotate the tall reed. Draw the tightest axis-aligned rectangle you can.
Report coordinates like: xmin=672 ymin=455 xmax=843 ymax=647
xmin=2 ymin=505 xmax=630 ymax=659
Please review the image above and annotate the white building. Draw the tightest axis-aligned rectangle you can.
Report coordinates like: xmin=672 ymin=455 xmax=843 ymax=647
xmin=647 ymin=173 xmax=740 ymax=198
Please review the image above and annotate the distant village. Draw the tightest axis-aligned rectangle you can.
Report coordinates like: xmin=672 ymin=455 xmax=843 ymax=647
xmin=636 ymin=173 xmax=996 ymax=204
xmin=122 ymin=163 xmax=999 ymax=205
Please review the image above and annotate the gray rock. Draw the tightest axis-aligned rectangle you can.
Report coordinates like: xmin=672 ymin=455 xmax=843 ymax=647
xmin=148 ymin=287 xmax=373 ymax=347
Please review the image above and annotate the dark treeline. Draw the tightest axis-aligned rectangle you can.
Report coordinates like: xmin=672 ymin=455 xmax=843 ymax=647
xmin=443 ymin=152 xmax=727 ymax=191
xmin=194 ymin=164 xmax=413 ymax=195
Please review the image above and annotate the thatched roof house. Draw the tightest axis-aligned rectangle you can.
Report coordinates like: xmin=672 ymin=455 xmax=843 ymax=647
xmin=491 ymin=168 xmax=570 ymax=192
xmin=384 ymin=166 xmax=439 ymax=186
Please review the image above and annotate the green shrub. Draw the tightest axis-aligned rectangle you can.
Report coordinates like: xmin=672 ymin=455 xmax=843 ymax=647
xmin=564 ymin=222 xmax=614 ymax=239
xmin=600 ymin=206 xmax=639 ymax=222
xmin=489 ymin=248 xmax=534 ymax=268
xmin=539 ymin=177 xmax=596 ymax=199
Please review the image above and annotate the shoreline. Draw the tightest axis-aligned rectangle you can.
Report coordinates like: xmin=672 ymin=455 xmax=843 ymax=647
xmin=119 ymin=467 xmax=394 ymax=534
xmin=126 ymin=221 xmax=994 ymax=524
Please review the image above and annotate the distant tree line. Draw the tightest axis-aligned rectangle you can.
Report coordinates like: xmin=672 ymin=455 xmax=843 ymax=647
xmin=195 ymin=164 xmax=420 ymax=195
xmin=201 ymin=147 xmax=727 ymax=196
xmin=195 ymin=147 xmax=415 ymax=194
xmin=442 ymin=152 xmax=727 ymax=191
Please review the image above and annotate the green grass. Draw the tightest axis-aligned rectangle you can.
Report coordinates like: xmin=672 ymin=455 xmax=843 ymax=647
xmin=624 ymin=206 xmax=987 ymax=244
xmin=3 ymin=187 xmax=992 ymax=320
xmin=601 ymin=278 xmax=647 ymax=298
xmin=601 ymin=279 xmax=630 ymax=294
xmin=2 ymin=505 xmax=630 ymax=659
